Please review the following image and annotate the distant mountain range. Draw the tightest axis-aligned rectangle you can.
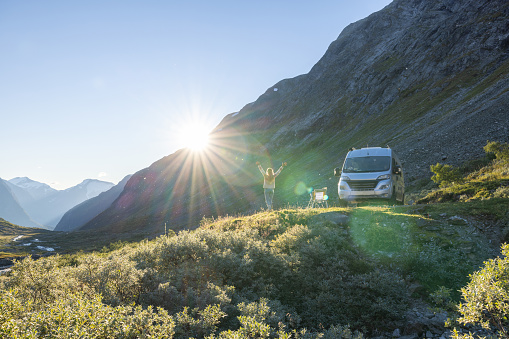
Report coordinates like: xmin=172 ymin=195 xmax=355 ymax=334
xmin=54 ymin=175 xmax=132 ymax=232
xmin=79 ymin=0 xmax=509 ymax=235
xmin=0 ymin=177 xmax=115 ymax=229
xmin=0 ymin=180 xmax=41 ymax=228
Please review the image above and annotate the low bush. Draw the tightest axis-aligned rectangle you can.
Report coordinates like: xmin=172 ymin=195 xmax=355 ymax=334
xmin=493 ymin=186 xmax=509 ymax=198
xmin=484 ymin=141 xmax=509 ymax=162
xmin=0 ymin=291 xmax=176 ymax=339
xmin=452 ymin=243 xmax=509 ymax=338
xmin=431 ymin=163 xmax=464 ymax=188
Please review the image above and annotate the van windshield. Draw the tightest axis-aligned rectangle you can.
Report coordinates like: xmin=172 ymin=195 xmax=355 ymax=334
xmin=343 ymin=156 xmax=391 ymax=173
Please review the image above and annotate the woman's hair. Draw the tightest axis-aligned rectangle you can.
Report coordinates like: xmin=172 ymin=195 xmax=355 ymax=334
xmin=265 ymin=168 xmax=275 ymax=180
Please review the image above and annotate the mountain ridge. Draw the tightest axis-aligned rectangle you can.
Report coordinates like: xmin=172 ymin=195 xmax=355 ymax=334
xmin=8 ymin=177 xmax=56 ymax=200
xmin=2 ymin=177 xmax=114 ymax=229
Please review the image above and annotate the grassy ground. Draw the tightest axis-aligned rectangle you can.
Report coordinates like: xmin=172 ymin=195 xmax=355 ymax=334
xmin=2 ymin=197 xmax=507 ymax=258
xmin=0 ymin=219 xmax=53 ymax=260
xmin=202 ymin=200 xmax=508 ymax=299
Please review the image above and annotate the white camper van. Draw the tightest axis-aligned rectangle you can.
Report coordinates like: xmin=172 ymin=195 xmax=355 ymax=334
xmin=334 ymin=147 xmax=404 ymax=204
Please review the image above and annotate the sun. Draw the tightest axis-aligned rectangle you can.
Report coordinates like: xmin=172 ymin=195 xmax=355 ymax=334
xmin=177 ymin=122 xmax=212 ymax=151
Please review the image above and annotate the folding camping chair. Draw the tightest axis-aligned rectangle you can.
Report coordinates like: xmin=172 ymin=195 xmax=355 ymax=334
xmin=307 ymin=187 xmax=328 ymax=208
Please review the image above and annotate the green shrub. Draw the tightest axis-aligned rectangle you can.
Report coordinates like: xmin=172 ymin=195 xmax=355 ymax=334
xmin=174 ymin=305 xmax=226 ymax=338
xmin=5 ymin=256 xmax=75 ymax=305
xmin=100 ymin=240 xmax=131 ymax=253
xmin=453 ymin=243 xmax=509 ymax=338
xmin=420 ymin=141 xmax=509 ymax=203
xmin=484 ymin=141 xmax=509 ymax=161
xmin=431 ymin=163 xmax=464 ymax=187
xmin=210 ymin=299 xmax=362 ymax=339
xmin=430 ymin=286 xmax=456 ymax=313
xmin=130 ymin=216 xmax=408 ymax=333
xmin=493 ymin=186 xmax=509 ymax=198
xmin=0 ymin=290 xmax=25 ymax=330
xmin=72 ymin=253 xmax=146 ymax=306
xmin=0 ymin=291 xmax=176 ymax=339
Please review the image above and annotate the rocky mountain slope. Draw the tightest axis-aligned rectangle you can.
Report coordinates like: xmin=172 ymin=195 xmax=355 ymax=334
xmin=82 ymin=0 xmax=509 ymax=234
xmin=54 ymin=175 xmax=132 ymax=232
xmin=0 ymin=180 xmax=42 ymax=229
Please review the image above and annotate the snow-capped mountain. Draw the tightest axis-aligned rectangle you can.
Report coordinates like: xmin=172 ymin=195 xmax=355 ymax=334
xmin=5 ymin=177 xmax=115 ymax=229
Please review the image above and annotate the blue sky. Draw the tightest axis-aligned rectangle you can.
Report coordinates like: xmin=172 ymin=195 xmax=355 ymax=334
xmin=0 ymin=0 xmax=392 ymax=189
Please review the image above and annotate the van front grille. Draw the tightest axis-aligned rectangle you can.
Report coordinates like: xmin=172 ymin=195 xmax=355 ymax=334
xmin=348 ymin=180 xmax=378 ymax=191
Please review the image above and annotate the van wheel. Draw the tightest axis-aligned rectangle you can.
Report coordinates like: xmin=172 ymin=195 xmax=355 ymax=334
xmin=399 ymin=194 xmax=405 ymax=205
xmin=392 ymin=193 xmax=404 ymax=205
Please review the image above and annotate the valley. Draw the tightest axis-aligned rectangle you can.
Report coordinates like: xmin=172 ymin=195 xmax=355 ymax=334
xmin=0 ymin=218 xmax=151 ymax=266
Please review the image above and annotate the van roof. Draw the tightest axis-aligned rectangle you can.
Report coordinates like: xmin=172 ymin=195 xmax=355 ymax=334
xmin=347 ymin=147 xmax=392 ymax=158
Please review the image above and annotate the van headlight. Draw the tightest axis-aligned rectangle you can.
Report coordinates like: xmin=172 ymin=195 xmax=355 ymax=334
xmin=341 ymin=175 xmax=351 ymax=181
xmin=377 ymin=174 xmax=391 ymax=180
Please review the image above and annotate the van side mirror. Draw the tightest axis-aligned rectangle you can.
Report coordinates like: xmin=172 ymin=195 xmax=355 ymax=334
xmin=393 ymin=165 xmax=402 ymax=175
xmin=334 ymin=168 xmax=341 ymax=177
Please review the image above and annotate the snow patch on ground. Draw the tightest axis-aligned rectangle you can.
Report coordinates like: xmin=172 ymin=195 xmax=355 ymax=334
xmin=37 ymin=246 xmax=55 ymax=252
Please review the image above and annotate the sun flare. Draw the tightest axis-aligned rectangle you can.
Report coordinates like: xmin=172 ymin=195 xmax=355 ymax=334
xmin=177 ymin=123 xmax=212 ymax=151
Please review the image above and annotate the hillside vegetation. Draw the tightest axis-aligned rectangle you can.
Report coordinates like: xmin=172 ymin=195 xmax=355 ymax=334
xmin=0 ymin=219 xmax=53 ymax=260
xmin=1 ymin=194 xmax=508 ymax=337
xmin=417 ymin=141 xmax=509 ymax=205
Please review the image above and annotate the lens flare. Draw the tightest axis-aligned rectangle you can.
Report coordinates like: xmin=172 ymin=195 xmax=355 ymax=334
xmin=294 ymin=181 xmax=309 ymax=195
